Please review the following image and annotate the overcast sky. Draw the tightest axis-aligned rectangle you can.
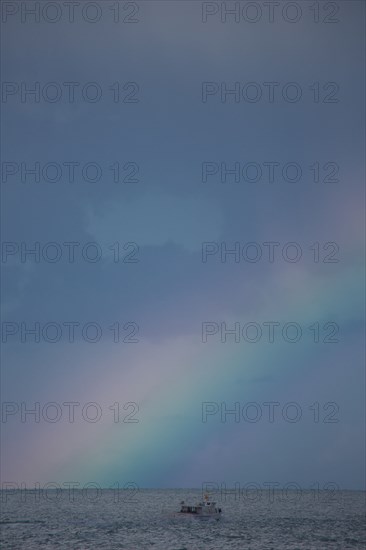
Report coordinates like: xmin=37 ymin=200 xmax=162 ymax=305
xmin=1 ymin=1 xmax=365 ymax=490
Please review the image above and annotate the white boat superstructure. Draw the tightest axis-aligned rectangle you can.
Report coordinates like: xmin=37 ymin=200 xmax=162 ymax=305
xmin=177 ymin=494 xmax=222 ymax=520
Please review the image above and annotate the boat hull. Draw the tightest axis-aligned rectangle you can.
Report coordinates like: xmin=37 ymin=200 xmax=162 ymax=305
xmin=172 ymin=512 xmax=222 ymax=521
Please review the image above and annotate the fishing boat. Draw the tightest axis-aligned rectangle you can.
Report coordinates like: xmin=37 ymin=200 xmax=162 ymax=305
xmin=176 ymin=494 xmax=222 ymax=520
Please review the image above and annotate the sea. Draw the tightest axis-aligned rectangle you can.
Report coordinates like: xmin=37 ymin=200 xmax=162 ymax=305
xmin=1 ymin=489 xmax=365 ymax=549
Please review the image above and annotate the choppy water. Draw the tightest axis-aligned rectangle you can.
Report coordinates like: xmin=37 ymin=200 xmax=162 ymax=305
xmin=1 ymin=489 xmax=365 ymax=549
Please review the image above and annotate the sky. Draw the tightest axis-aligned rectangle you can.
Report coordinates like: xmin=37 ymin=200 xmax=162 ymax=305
xmin=1 ymin=0 xmax=365 ymax=491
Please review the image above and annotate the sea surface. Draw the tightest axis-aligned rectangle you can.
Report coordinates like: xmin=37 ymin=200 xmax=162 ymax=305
xmin=1 ymin=489 xmax=365 ymax=549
